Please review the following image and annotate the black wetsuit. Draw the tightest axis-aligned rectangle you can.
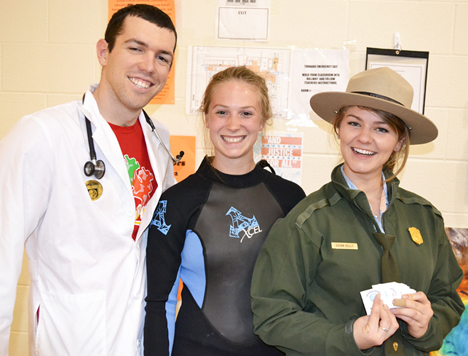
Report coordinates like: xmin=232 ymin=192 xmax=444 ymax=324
xmin=144 ymin=157 xmax=305 ymax=356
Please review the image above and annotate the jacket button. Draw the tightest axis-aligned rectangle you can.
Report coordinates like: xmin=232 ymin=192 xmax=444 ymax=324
xmin=393 ymin=342 xmax=398 ymax=351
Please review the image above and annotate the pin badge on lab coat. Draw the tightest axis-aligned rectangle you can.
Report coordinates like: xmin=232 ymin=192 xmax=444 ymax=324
xmin=86 ymin=180 xmax=103 ymax=201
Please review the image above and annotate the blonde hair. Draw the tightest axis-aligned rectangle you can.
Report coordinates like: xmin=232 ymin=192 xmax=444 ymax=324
xmin=199 ymin=66 xmax=272 ymax=155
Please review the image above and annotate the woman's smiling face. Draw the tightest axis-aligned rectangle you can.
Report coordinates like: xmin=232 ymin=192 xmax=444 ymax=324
xmin=205 ymin=80 xmax=264 ymax=174
xmin=338 ymin=106 xmax=403 ymax=182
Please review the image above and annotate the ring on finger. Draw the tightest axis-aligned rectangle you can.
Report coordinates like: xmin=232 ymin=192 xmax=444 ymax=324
xmin=381 ymin=327 xmax=390 ymax=332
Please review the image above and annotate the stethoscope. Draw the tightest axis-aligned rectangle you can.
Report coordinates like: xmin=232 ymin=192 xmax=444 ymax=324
xmin=83 ymin=95 xmax=184 ymax=180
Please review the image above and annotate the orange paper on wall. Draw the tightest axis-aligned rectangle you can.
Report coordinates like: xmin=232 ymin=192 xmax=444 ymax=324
xmin=169 ymin=135 xmax=196 ymax=300
xmin=170 ymin=135 xmax=196 ymax=183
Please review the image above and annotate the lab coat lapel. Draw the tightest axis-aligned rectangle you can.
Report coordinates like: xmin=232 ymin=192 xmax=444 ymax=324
xmin=93 ymin=123 xmax=132 ymax=191
xmin=137 ymin=111 xmax=164 ymax=239
xmin=80 ymin=94 xmax=133 ymax=194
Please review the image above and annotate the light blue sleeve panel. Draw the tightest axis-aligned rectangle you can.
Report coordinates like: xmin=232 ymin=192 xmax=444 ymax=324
xmin=166 ymin=229 xmax=206 ymax=355
xmin=165 ymin=268 xmax=180 ymax=354
xmin=180 ymin=229 xmax=206 ymax=308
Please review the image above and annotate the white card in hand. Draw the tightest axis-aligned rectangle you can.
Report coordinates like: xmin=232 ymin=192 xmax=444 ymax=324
xmin=360 ymin=282 xmax=416 ymax=315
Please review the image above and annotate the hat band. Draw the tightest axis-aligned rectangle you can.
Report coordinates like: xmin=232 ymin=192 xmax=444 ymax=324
xmin=352 ymin=91 xmax=404 ymax=107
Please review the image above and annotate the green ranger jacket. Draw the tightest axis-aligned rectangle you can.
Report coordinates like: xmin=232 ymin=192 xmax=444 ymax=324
xmin=251 ymin=164 xmax=464 ymax=355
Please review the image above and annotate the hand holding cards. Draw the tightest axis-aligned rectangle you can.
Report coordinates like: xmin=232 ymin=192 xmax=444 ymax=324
xmin=360 ymin=282 xmax=416 ymax=315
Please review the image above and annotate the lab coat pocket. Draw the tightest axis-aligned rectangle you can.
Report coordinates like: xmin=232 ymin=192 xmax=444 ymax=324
xmin=36 ymin=290 xmax=106 ymax=356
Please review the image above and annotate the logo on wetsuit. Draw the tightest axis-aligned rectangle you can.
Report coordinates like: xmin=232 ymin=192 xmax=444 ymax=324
xmin=151 ymin=200 xmax=171 ymax=235
xmin=226 ymin=207 xmax=262 ymax=243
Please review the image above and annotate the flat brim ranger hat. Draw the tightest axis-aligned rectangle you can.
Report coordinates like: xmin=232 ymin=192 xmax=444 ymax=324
xmin=309 ymin=67 xmax=438 ymax=145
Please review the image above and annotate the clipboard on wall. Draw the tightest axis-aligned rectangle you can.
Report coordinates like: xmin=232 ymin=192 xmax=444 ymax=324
xmin=365 ymin=47 xmax=429 ymax=115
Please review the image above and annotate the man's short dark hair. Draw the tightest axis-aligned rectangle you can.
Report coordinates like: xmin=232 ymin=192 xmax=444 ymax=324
xmin=105 ymin=4 xmax=177 ymax=53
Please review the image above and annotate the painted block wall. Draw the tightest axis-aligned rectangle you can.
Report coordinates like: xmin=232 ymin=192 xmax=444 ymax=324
xmin=1 ymin=0 xmax=467 ymax=354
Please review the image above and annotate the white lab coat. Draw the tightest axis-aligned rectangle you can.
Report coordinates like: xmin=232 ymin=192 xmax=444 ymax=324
xmin=0 ymin=87 xmax=176 ymax=356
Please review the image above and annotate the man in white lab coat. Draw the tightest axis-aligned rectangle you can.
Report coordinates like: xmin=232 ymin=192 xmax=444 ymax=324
xmin=0 ymin=5 xmax=177 ymax=355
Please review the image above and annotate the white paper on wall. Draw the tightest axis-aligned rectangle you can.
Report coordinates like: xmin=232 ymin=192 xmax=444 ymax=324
xmin=216 ymin=0 xmax=270 ymax=41
xmin=289 ymin=49 xmax=350 ymax=124
xmin=186 ymin=45 xmax=291 ymax=117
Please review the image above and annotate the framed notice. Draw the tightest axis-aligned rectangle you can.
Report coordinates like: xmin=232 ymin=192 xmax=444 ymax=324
xmin=366 ymin=47 xmax=429 ymax=115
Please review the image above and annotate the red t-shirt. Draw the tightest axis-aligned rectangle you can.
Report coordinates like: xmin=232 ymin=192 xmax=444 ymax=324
xmin=108 ymin=119 xmax=157 ymax=240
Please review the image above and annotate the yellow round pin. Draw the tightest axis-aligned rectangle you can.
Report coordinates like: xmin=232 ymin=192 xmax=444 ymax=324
xmin=86 ymin=180 xmax=103 ymax=201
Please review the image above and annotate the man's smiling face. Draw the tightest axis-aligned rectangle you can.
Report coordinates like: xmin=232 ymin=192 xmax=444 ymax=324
xmin=98 ymin=15 xmax=175 ymax=116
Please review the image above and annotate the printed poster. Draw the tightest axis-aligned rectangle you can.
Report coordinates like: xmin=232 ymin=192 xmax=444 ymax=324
xmin=289 ymin=48 xmax=349 ymax=125
xmin=108 ymin=0 xmax=176 ymax=105
xmin=187 ymin=46 xmax=291 ymax=117
xmin=254 ymin=131 xmax=303 ymax=185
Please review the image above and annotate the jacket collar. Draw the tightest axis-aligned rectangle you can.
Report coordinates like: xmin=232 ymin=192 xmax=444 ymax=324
xmin=330 ymin=163 xmax=400 ymax=218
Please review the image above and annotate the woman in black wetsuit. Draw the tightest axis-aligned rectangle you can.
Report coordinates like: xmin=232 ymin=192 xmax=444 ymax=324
xmin=144 ymin=66 xmax=306 ymax=356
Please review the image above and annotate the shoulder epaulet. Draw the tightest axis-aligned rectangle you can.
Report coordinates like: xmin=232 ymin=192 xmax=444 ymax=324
xmin=395 ymin=188 xmax=442 ymax=218
xmin=296 ymin=191 xmax=341 ymax=228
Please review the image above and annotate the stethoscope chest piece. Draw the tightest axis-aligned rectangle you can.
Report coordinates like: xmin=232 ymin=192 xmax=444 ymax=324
xmin=84 ymin=114 xmax=106 ymax=180
xmin=84 ymin=158 xmax=105 ymax=180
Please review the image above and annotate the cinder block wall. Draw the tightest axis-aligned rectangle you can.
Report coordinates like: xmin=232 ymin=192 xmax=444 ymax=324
xmin=2 ymin=1 xmax=467 ymax=354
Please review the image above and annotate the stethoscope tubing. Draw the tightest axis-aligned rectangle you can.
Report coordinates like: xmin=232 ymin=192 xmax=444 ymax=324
xmin=142 ymin=110 xmax=184 ymax=164
xmin=82 ymin=94 xmax=183 ymax=180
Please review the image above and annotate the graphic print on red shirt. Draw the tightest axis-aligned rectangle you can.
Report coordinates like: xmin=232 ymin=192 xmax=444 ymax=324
xmin=109 ymin=119 xmax=158 ymax=240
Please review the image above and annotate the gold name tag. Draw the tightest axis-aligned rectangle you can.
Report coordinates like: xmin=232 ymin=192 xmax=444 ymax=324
xmin=331 ymin=242 xmax=358 ymax=250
